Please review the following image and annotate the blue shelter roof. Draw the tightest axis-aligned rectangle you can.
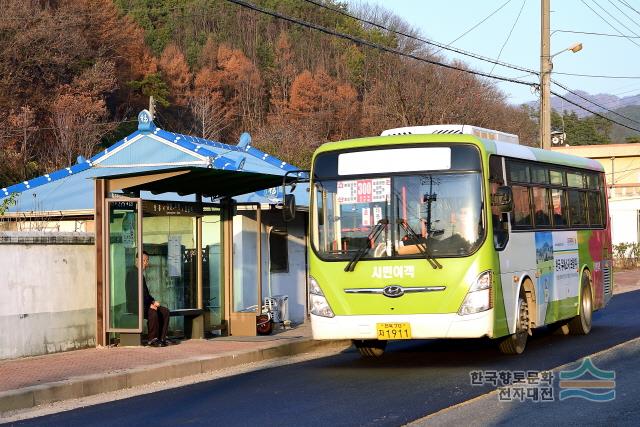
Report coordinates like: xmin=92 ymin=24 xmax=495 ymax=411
xmin=2 ymin=110 xmax=308 ymax=213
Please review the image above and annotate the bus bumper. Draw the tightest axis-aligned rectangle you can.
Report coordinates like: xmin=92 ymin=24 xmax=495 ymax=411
xmin=310 ymin=309 xmax=494 ymax=340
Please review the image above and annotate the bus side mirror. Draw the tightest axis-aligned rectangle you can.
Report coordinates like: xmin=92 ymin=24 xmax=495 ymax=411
xmin=491 ymin=186 xmax=513 ymax=212
xmin=283 ymin=193 xmax=296 ymax=222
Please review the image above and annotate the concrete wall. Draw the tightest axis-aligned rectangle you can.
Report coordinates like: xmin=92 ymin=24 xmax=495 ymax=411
xmin=0 ymin=232 xmax=96 ymax=360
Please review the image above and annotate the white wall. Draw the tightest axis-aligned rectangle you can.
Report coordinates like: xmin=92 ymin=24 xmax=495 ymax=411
xmin=260 ymin=212 xmax=308 ymax=324
xmin=609 ymin=198 xmax=640 ymax=245
xmin=0 ymin=233 xmax=96 ymax=360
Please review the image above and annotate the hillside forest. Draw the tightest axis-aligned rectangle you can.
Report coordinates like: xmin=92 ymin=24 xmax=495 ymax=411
xmin=0 ymin=0 xmax=629 ymax=189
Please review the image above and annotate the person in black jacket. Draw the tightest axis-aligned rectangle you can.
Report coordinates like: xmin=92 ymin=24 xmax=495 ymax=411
xmin=126 ymin=251 xmax=170 ymax=347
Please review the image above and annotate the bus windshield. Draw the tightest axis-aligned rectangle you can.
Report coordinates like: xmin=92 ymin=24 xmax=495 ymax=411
xmin=312 ymin=172 xmax=485 ymax=260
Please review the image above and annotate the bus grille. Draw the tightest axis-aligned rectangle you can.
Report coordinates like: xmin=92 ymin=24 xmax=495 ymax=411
xmin=603 ymin=266 xmax=612 ymax=295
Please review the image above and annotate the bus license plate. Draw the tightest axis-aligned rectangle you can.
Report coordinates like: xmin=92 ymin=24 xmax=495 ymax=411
xmin=376 ymin=322 xmax=412 ymax=340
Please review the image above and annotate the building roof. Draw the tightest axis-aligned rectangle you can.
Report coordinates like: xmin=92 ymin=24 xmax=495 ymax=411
xmin=2 ymin=110 xmax=308 ymax=214
xmin=551 ymin=143 xmax=640 ymax=159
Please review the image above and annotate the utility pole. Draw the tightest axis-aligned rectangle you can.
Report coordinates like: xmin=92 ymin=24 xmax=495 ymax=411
xmin=540 ymin=0 xmax=551 ymax=150
xmin=149 ymin=96 xmax=156 ymax=121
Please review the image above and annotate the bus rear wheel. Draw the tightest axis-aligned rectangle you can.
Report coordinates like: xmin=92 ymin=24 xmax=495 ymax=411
xmin=568 ymin=273 xmax=593 ymax=335
xmin=353 ymin=339 xmax=387 ymax=358
xmin=498 ymin=294 xmax=529 ymax=355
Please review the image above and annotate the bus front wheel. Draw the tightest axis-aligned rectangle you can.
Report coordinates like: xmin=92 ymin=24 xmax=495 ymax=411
xmin=498 ymin=294 xmax=529 ymax=355
xmin=353 ymin=339 xmax=387 ymax=358
xmin=568 ymin=273 xmax=593 ymax=335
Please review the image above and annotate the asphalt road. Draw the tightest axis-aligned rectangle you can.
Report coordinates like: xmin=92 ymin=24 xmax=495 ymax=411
xmin=411 ymin=337 xmax=640 ymax=426
xmin=8 ymin=290 xmax=640 ymax=427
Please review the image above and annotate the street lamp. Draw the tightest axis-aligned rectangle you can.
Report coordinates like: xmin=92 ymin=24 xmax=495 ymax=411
xmin=540 ymin=0 xmax=583 ymax=150
xmin=540 ymin=42 xmax=582 ymax=150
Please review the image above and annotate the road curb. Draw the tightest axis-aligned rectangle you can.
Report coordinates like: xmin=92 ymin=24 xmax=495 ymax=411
xmin=0 ymin=338 xmax=351 ymax=415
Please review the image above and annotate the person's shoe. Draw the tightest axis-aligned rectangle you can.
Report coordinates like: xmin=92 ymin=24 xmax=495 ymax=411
xmin=162 ymin=339 xmax=178 ymax=346
xmin=160 ymin=339 xmax=169 ymax=347
xmin=148 ymin=338 xmax=161 ymax=347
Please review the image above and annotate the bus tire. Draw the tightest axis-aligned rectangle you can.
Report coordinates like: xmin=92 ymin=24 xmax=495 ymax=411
xmin=353 ymin=339 xmax=386 ymax=358
xmin=568 ymin=273 xmax=593 ymax=335
xmin=498 ymin=294 xmax=529 ymax=355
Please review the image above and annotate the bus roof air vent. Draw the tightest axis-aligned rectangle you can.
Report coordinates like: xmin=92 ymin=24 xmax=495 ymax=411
xmin=381 ymin=125 xmax=519 ymax=144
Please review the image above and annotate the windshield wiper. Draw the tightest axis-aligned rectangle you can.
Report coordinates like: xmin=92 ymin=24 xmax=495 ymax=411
xmin=397 ymin=219 xmax=442 ymax=269
xmin=344 ymin=218 xmax=389 ymax=272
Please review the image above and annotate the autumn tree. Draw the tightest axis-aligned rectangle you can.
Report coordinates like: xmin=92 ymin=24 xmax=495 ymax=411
xmin=189 ymin=67 xmax=227 ymax=140
xmin=288 ymin=68 xmax=358 ymax=140
xmin=216 ymin=45 xmax=264 ymax=135
xmin=158 ymin=43 xmax=192 ymax=106
xmin=50 ymin=60 xmax=118 ymax=168
xmin=270 ymin=31 xmax=297 ymax=113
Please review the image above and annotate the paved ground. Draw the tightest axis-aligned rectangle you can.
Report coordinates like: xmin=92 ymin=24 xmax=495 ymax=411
xmin=612 ymin=268 xmax=640 ymax=294
xmin=1 ymin=268 xmax=637 ymax=420
xmin=0 ymin=322 xmax=350 ymax=416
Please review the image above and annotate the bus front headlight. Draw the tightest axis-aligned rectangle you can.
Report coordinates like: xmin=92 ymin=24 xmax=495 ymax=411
xmin=458 ymin=270 xmax=493 ymax=315
xmin=309 ymin=276 xmax=335 ymax=318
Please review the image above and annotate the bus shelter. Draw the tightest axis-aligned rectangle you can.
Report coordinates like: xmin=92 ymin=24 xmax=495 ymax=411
xmin=94 ymin=167 xmax=293 ymax=346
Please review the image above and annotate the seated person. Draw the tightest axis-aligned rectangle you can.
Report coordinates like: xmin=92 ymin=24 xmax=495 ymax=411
xmin=126 ymin=251 xmax=172 ymax=347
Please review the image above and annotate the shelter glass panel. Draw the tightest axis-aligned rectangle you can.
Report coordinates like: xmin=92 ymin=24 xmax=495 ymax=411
xmin=107 ymin=200 xmax=141 ymax=331
xmin=203 ymin=207 xmax=224 ymax=333
xmin=232 ymin=210 xmax=259 ymax=313
xmin=142 ymin=202 xmax=199 ymax=337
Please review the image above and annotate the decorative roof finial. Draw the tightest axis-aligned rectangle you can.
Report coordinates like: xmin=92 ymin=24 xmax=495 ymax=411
xmin=138 ymin=110 xmax=156 ymax=132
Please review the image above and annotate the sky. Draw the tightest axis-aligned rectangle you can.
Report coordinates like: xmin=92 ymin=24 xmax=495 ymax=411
xmin=348 ymin=0 xmax=640 ymax=107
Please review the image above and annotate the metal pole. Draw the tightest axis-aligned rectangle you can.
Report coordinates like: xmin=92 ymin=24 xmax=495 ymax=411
xmin=540 ymin=0 xmax=551 ymax=150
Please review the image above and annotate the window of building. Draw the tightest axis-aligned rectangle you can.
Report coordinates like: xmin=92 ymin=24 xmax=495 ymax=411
xmin=269 ymin=228 xmax=289 ymax=273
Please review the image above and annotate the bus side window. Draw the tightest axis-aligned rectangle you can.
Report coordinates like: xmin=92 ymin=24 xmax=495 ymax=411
xmin=489 ymin=156 xmax=509 ymax=250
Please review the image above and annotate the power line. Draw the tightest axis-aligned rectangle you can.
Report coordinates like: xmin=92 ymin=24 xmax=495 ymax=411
xmin=434 ymin=0 xmax=514 ymax=55
xmin=300 ymin=0 xmax=537 ymax=76
xmin=229 ymin=0 xmax=640 ymax=133
xmin=551 ymin=90 xmax=640 ymax=133
xmin=552 ymin=71 xmax=640 ymax=79
xmin=609 ymin=0 xmax=640 ymax=32
xmin=489 ymin=0 xmax=527 ymax=75
xmin=224 ymin=0 xmax=536 ymax=88
xmin=581 ymin=0 xmax=640 ymax=49
xmin=302 ymin=1 xmax=638 ymax=84
xmin=551 ymin=29 xmax=640 ymax=38
xmin=619 ymin=0 xmax=640 ymax=18
xmin=594 ymin=0 xmax=640 ymax=38
xmin=551 ymin=79 xmax=640 ymax=126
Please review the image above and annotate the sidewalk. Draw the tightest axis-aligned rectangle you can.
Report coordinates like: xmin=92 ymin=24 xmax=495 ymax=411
xmin=612 ymin=267 xmax=640 ymax=294
xmin=0 ymin=322 xmax=351 ymax=415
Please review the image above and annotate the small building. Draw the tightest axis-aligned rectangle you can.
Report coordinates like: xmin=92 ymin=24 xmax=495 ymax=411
xmin=0 ymin=110 xmax=309 ymax=358
xmin=552 ymin=143 xmax=640 ymax=245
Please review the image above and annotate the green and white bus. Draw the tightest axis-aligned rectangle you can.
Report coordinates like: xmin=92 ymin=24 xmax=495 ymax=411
xmin=305 ymin=125 xmax=612 ymax=356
